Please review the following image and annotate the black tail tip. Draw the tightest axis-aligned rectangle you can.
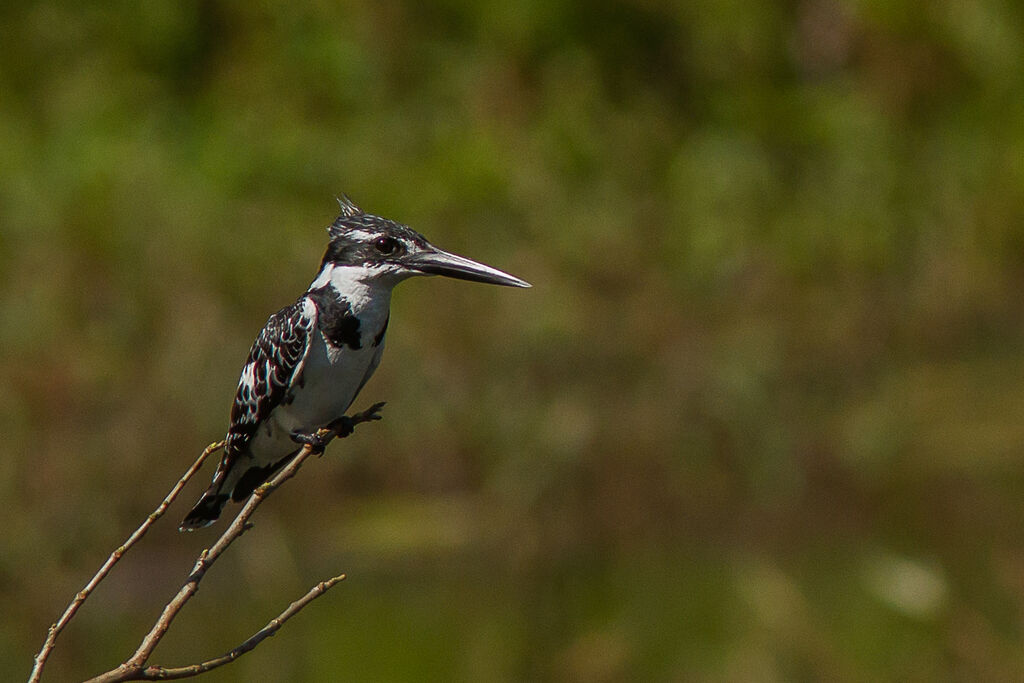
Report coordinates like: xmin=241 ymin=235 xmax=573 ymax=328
xmin=179 ymin=494 xmax=228 ymax=532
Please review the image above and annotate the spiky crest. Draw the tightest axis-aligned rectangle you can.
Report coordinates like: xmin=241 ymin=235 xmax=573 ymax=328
xmin=329 ymin=195 xmax=364 ymax=239
xmin=336 ymin=194 xmax=362 ymax=217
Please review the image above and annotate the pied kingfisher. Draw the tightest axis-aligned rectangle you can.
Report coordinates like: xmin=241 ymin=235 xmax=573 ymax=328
xmin=180 ymin=197 xmax=530 ymax=530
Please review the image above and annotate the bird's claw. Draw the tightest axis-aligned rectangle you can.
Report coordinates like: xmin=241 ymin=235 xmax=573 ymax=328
xmin=290 ymin=430 xmax=329 ymax=454
xmin=327 ymin=401 xmax=386 ymax=438
xmin=352 ymin=401 xmax=386 ymax=425
xmin=292 ymin=402 xmax=386 ymax=454
xmin=326 ymin=415 xmax=356 ymax=439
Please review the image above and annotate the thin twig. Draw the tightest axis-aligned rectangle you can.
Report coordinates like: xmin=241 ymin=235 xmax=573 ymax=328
xmin=28 ymin=441 xmax=224 ymax=683
xmin=131 ymin=575 xmax=346 ymax=681
xmin=82 ymin=444 xmax=319 ymax=683
xmin=79 ymin=402 xmax=384 ymax=683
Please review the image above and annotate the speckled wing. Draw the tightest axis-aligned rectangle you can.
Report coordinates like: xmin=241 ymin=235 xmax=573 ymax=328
xmin=225 ymin=297 xmax=316 ymax=459
xmin=181 ymin=297 xmax=317 ymax=530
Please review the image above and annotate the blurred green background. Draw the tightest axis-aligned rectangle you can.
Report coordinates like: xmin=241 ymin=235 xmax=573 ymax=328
xmin=3 ymin=0 xmax=1024 ymax=680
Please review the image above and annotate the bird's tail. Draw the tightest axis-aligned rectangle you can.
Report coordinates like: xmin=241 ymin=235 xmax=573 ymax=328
xmin=179 ymin=482 xmax=229 ymax=531
xmin=178 ymin=450 xmax=298 ymax=531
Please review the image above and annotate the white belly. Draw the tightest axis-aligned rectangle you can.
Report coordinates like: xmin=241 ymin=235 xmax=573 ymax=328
xmin=244 ymin=266 xmax=392 ymax=468
xmin=284 ymin=330 xmax=381 ymax=428
xmin=247 ymin=324 xmax=385 ymax=467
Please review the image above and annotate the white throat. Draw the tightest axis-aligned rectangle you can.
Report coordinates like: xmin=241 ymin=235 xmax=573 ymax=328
xmin=310 ymin=264 xmax=394 ymax=315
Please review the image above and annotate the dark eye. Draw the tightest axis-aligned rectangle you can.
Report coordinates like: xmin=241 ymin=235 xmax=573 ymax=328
xmin=374 ymin=237 xmax=399 ymax=255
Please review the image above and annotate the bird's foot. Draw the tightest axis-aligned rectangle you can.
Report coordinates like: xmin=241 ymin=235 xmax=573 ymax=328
xmin=325 ymin=416 xmax=355 ymax=439
xmin=290 ymin=430 xmax=330 ymax=455
xmin=349 ymin=401 xmax=387 ymax=428
xmin=327 ymin=401 xmax=387 ymax=438
xmin=290 ymin=402 xmax=386 ymax=455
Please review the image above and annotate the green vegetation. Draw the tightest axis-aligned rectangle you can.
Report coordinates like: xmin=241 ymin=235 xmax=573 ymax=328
xmin=3 ymin=0 xmax=1024 ymax=680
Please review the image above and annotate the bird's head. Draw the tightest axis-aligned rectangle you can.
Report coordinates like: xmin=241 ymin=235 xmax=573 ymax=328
xmin=319 ymin=196 xmax=531 ymax=289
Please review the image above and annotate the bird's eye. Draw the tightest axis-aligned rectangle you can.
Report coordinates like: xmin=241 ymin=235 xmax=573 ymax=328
xmin=374 ymin=237 xmax=399 ymax=255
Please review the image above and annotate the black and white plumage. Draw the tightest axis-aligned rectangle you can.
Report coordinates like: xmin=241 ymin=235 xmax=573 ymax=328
xmin=180 ymin=197 xmax=530 ymax=530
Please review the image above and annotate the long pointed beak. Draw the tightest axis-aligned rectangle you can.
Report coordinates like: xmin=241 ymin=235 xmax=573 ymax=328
xmin=407 ymin=248 xmax=532 ymax=288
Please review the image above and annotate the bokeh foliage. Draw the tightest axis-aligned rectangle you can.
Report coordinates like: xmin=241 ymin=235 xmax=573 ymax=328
xmin=3 ymin=0 xmax=1024 ymax=680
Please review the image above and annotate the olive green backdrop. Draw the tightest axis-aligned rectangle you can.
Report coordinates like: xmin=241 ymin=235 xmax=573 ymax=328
xmin=3 ymin=0 xmax=1024 ymax=680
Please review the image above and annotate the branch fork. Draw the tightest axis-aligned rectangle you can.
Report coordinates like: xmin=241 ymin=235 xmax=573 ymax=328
xmin=29 ymin=403 xmax=385 ymax=683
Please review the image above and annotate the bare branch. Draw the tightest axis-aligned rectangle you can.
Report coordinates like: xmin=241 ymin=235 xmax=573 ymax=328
xmin=73 ymin=401 xmax=385 ymax=683
xmin=80 ymin=445 xmax=319 ymax=683
xmin=28 ymin=441 xmax=224 ymax=683
xmin=131 ymin=575 xmax=346 ymax=681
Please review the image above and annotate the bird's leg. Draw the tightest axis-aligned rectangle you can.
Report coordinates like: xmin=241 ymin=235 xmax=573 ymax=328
xmin=290 ymin=402 xmax=386 ymax=455
xmin=327 ymin=401 xmax=387 ymax=438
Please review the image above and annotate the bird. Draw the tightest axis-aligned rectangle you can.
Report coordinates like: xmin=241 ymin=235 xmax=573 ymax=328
xmin=180 ymin=196 xmax=530 ymax=530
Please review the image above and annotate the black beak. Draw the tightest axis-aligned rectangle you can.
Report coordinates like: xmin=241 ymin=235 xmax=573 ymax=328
xmin=407 ymin=247 xmax=531 ymax=288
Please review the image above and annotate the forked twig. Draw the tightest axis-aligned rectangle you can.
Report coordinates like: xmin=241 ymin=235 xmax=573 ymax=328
xmin=89 ymin=444 xmax=321 ymax=682
xmin=29 ymin=402 xmax=384 ymax=683
xmin=117 ymin=575 xmax=345 ymax=681
xmin=28 ymin=441 xmax=225 ymax=683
